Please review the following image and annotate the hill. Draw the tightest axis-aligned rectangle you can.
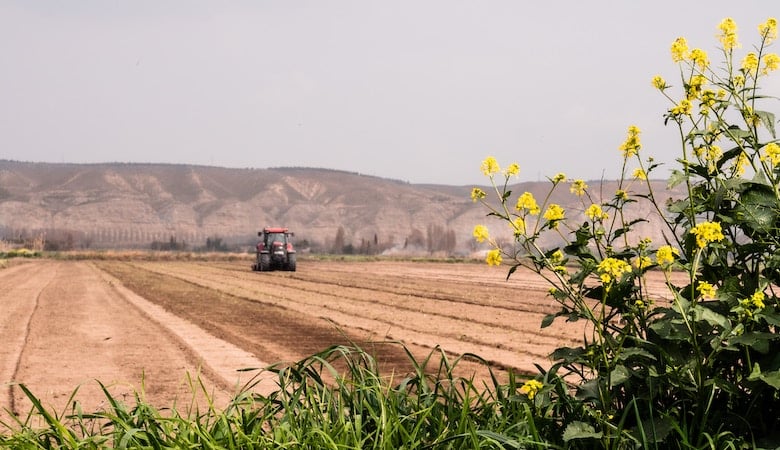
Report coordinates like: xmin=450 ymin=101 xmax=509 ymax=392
xmin=0 ymin=161 xmax=680 ymax=255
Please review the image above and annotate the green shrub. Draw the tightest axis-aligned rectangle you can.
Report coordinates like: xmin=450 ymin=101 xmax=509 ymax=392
xmin=474 ymin=17 xmax=780 ymax=448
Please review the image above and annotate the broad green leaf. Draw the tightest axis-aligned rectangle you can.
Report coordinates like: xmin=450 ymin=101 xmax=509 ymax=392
xmin=691 ymin=304 xmax=730 ymax=329
xmin=756 ymin=110 xmax=776 ymax=138
xmin=610 ymin=365 xmax=630 ymax=388
xmin=563 ymin=421 xmax=603 ymax=442
xmin=749 ymin=363 xmax=780 ymax=389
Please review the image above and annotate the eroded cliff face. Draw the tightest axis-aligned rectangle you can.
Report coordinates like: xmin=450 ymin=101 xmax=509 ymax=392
xmin=0 ymin=161 xmax=681 ymax=254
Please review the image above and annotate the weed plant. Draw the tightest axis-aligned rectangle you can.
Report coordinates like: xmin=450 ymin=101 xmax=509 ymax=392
xmin=473 ymin=17 xmax=780 ymax=448
xmin=2 ymin=345 xmax=547 ymax=449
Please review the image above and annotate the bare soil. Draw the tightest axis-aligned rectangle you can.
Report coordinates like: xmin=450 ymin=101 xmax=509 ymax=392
xmin=0 ymin=257 xmax=676 ymax=422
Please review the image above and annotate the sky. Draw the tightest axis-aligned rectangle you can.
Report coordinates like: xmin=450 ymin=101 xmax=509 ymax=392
xmin=1 ymin=2 xmax=778 ymax=186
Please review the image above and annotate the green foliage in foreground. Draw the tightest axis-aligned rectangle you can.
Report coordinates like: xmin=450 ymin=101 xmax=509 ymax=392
xmin=1 ymin=345 xmax=551 ymax=449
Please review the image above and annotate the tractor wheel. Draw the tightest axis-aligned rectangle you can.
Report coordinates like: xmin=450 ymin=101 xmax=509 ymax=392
xmin=287 ymin=254 xmax=297 ymax=272
xmin=259 ymin=254 xmax=271 ymax=271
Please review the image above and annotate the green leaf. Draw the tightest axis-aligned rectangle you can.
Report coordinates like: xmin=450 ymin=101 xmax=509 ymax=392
xmin=563 ymin=421 xmax=603 ymax=442
xmin=615 ymin=347 xmax=657 ymax=362
xmin=610 ymin=364 xmax=630 ymax=388
xmin=735 ymin=183 xmax=777 ymax=233
xmin=756 ymin=110 xmax=776 ymax=138
xmin=748 ymin=363 xmax=780 ymax=389
xmin=691 ymin=304 xmax=730 ymax=329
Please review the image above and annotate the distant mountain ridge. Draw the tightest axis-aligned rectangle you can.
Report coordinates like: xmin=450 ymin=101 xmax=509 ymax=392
xmin=0 ymin=160 xmax=680 ymax=254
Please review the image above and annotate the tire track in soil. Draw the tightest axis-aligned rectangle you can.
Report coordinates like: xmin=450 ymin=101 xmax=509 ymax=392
xmin=4 ymin=261 xmax=252 ymax=418
xmin=122 ymin=260 xmax=580 ymax=375
xmin=95 ymin=261 xmax=429 ymax=380
xmin=0 ymin=262 xmax=59 ymax=417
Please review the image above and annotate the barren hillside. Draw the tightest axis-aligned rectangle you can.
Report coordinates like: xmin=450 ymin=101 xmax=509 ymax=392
xmin=0 ymin=161 xmax=680 ymax=254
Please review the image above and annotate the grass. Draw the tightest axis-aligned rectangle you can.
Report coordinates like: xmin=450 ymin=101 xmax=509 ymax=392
xmin=0 ymin=344 xmax=544 ymax=449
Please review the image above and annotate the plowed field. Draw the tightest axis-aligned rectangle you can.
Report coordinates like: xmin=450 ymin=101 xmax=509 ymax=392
xmin=1 ymin=257 xmax=649 ymax=419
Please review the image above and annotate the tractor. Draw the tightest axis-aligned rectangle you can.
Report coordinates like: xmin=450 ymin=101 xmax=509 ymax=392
xmin=252 ymin=227 xmax=296 ymax=271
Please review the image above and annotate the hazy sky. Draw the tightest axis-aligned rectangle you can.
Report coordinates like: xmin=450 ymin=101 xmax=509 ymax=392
xmin=2 ymin=2 xmax=778 ymax=185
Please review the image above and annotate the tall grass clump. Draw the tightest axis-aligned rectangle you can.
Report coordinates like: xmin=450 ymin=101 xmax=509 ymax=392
xmin=473 ymin=17 xmax=780 ymax=448
xmin=2 ymin=344 xmax=548 ymax=448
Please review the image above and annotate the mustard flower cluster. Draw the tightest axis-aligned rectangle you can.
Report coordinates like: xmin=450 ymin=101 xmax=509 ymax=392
xmin=485 ymin=249 xmax=502 ymax=266
xmin=619 ymin=125 xmax=641 ymax=158
xmin=570 ymin=179 xmax=588 ymax=196
xmin=671 ymin=99 xmax=692 ymax=116
xmin=585 ymin=203 xmax=607 ymax=221
xmin=505 ymin=162 xmax=520 ymax=177
xmin=516 ymin=192 xmax=541 ymax=215
xmin=470 ymin=187 xmax=486 ymax=202
xmin=652 ymin=75 xmax=666 ymax=90
xmin=690 ymin=221 xmax=725 ymax=248
xmin=633 ymin=256 xmax=652 ymax=270
xmin=597 ymin=257 xmax=632 ymax=284
xmin=761 ymin=142 xmax=780 ymax=166
xmin=552 ymin=172 xmax=566 ymax=183
xmin=698 ymin=281 xmax=717 ymax=299
xmin=656 ymin=245 xmax=679 ymax=267
xmin=671 ymin=37 xmax=688 ymax=62
xmin=543 ymin=204 xmax=565 ymax=228
xmin=481 ymin=156 xmax=500 ymax=176
xmin=694 ymin=145 xmax=723 ymax=174
xmin=759 ymin=17 xmax=778 ymax=43
xmin=719 ymin=17 xmax=740 ymax=51
xmin=511 ymin=217 xmax=526 ymax=236
xmin=736 ymin=291 xmax=767 ymax=320
xmin=520 ymin=379 xmax=544 ymax=400
xmin=473 ymin=224 xmax=490 ymax=243
xmin=690 ymin=48 xmax=709 ymax=70
xmin=632 ymin=168 xmax=647 ymax=180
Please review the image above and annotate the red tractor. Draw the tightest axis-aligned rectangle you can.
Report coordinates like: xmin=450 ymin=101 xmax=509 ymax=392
xmin=252 ymin=227 xmax=296 ymax=271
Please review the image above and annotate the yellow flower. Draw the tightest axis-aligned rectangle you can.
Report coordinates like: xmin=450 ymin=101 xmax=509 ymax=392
xmin=733 ymin=151 xmax=748 ymax=176
xmin=585 ymin=203 xmax=606 ymax=221
xmin=520 ymin=379 xmax=543 ymax=400
xmin=473 ymin=225 xmax=489 ymax=243
xmin=615 ymin=189 xmax=628 ymax=201
xmin=511 ymin=217 xmax=526 ymax=236
xmin=550 ymin=249 xmax=564 ymax=264
xmin=481 ymin=157 xmax=500 ymax=176
xmin=505 ymin=162 xmax=520 ymax=176
xmin=543 ymin=204 xmax=565 ymax=227
xmin=761 ymin=142 xmax=780 ymax=166
xmin=719 ymin=17 xmax=740 ymax=51
xmin=656 ymin=245 xmax=679 ymax=266
xmin=698 ymin=282 xmax=717 ymax=299
xmin=619 ymin=125 xmax=641 ymax=158
xmin=652 ymin=75 xmax=666 ymax=90
xmin=486 ymin=248 xmax=502 ymax=266
xmin=516 ymin=192 xmax=541 ymax=215
xmin=597 ymin=257 xmax=631 ymax=284
xmin=570 ymin=179 xmax=588 ymax=196
xmin=634 ymin=255 xmax=652 ymax=270
xmin=690 ymin=221 xmax=725 ymax=248
xmin=687 ymin=74 xmax=707 ymax=100
xmin=759 ymin=17 xmax=778 ymax=44
xmin=632 ymin=168 xmax=647 ymax=180
xmin=751 ymin=291 xmax=766 ymax=309
xmin=671 ymin=99 xmax=692 ymax=116
xmin=742 ymin=52 xmax=759 ymax=75
xmin=690 ymin=48 xmax=709 ymax=70
xmin=762 ymin=53 xmax=780 ymax=74
xmin=734 ymin=74 xmax=745 ymax=87
xmin=551 ymin=172 xmax=566 ymax=183
xmin=470 ymin=187 xmax=486 ymax=202
xmin=671 ymin=37 xmax=689 ymax=62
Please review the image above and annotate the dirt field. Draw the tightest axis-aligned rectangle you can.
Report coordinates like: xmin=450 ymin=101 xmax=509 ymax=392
xmin=1 ymin=257 xmax=645 ymax=420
